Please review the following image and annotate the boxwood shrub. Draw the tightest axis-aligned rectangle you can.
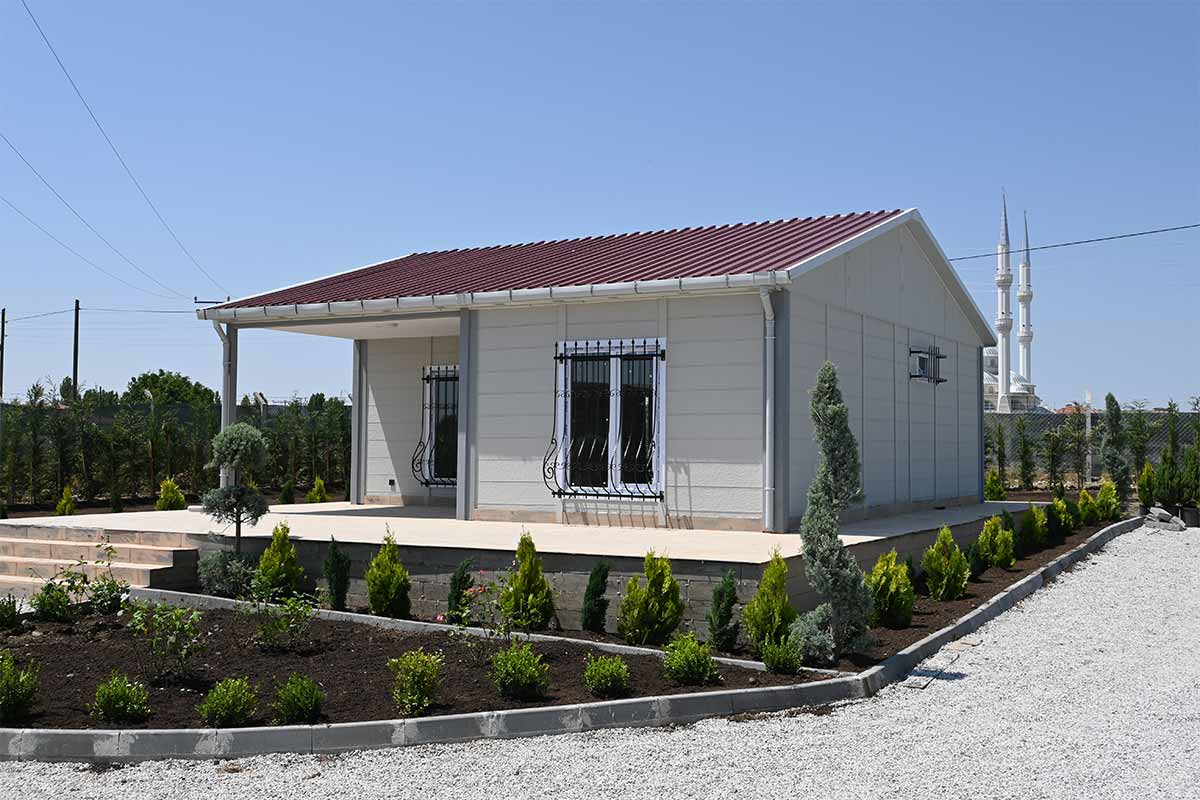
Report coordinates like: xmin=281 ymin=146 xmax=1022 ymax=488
xmin=90 ymin=671 xmax=150 ymax=723
xmin=491 ymin=641 xmax=549 ymax=700
xmin=921 ymin=526 xmax=969 ymax=601
xmin=197 ymin=677 xmax=258 ymax=727
xmin=663 ymin=633 xmax=720 ymax=685
xmin=582 ymin=653 xmax=630 ymax=698
xmin=389 ymin=648 xmax=444 ymax=716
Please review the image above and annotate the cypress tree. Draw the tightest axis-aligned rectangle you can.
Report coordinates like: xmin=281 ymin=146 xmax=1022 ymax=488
xmin=1101 ymin=393 xmax=1131 ymax=506
xmin=580 ymin=561 xmax=610 ymax=633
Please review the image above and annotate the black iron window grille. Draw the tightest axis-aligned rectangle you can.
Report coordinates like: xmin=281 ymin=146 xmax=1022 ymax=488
xmin=411 ymin=365 xmax=459 ymax=487
xmin=909 ymin=345 xmax=948 ymax=384
xmin=543 ymin=338 xmax=665 ymax=500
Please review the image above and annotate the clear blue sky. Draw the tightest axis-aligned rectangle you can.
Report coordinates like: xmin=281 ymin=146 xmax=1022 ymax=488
xmin=1 ymin=1 xmax=1196 ymax=408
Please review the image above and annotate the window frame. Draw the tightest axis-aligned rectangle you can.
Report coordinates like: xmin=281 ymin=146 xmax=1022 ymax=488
xmin=412 ymin=363 xmax=459 ymax=487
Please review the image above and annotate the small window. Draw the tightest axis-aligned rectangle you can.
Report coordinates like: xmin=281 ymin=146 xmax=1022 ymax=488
xmin=909 ymin=345 xmax=947 ymax=384
xmin=544 ymin=339 xmax=665 ymax=499
xmin=411 ymin=365 xmax=458 ymax=486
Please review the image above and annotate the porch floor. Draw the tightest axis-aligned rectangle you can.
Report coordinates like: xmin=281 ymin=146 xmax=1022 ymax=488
xmin=1 ymin=501 xmax=1029 ymax=566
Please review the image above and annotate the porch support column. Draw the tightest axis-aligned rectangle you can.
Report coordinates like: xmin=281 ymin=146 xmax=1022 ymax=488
xmin=350 ymin=339 xmax=368 ymax=505
xmin=214 ymin=322 xmax=238 ymax=488
xmin=456 ymin=311 xmax=473 ymax=520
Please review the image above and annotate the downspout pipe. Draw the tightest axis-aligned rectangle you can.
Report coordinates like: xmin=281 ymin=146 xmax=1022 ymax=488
xmin=760 ymin=288 xmax=776 ymax=532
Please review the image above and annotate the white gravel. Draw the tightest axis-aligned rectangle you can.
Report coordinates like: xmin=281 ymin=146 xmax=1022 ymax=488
xmin=3 ymin=524 xmax=1198 ymax=799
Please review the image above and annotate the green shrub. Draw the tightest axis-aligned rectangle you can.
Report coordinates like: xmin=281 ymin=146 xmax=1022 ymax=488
xmin=90 ymin=671 xmax=150 ymax=723
xmin=30 ymin=581 xmax=72 ymax=622
xmin=1063 ymin=495 xmax=1081 ymax=530
xmin=1044 ymin=498 xmax=1070 ymax=546
xmin=0 ymin=595 xmax=18 ymax=630
xmin=279 ymin=479 xmax=295 ymax=505
xmin=978 ymin=516 xmax=1016 ymax=569
xmin=1096 ymin=480 xmax=1120 ymax=521
xmin=198 ymin=551 xmax=257 ymax=599
xmin=323 ymin=537 xmax=351 ymax=612
xmin=366 ymin=532 xmax=412 ymax=618
xmin=761 ymin=636 xmax=805 ymax=675
xmin=984 ymin=468 xmax=1006 ymax=501
xmin=305 ymin=476 xmax=329 ymax=504
xmin=1078 ymin=489 xmax=1099 ymax=525
xmin=1015 ymin=504 xmax=1045 ymax=557
xmin=788 ymin=604 xmax=837 ymax=666
xmin=55 ymin=486 xmax=75 ymax=516
xmin=88 ymin=573 xmax=127 ymax=615
xmin=967 ymin=541 xmax=987 ymax=579
xmin=580 ymin=562 xmax=610 ymax=634
xmin=491 ymin=641 xmax=549 ymax=700
xmin=499 ymin=532 xmax=555 ymax=630
xmin=921 ymin=526 xmax=969 ymax=601
xmin=447 ymin=558 xmax=476 ymax=624
xmin=706 ymin=570 xmax=740 ymax=652
xmin=662 ymin=633 xmax=720 ymax=685
xmin=1000 ymin=508 xmax=1016 ymax=536
xmin=1137 ymin=462 xmax=1156 ymax=509
xmin=617 ymin=551 xmax=683 ymax=646
xmin=389 ymin=648 xmax=444 ymax=715
xmin=256 ymin=521 xmax=304 ymax=599
xmin=250 ymin=595 xmax=316 ymax=651
xmin=128 ymin=601 xmax=205 ymax=678
xmin=272 ymin=672 xmax=324 ymax=724
xmin=582 ymin=653 xmax=630 ymax=698
xmin=0 ymin=651 xmax=39 ymax=723
xmin=156 ymin=477 xmax=187 ymax=511
xmin=197 ymin=677 xmax=257 ymax=727
xmin=865 ymin=549 xmax=914 ymax=628
xmin=741 ymin=551 xmax=797 ymax=654
xmin=992 ymin=528 xmax=1016 ymax=569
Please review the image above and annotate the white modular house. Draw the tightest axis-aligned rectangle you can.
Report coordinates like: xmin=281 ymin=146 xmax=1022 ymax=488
xmin=199 ymin=209 xmax=996 ymax=532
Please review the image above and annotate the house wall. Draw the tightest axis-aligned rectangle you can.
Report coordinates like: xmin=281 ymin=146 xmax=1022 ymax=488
xmin=788 ymin=223 xmax=984 ymax=525
xmin=470 ymin=293 xmax=765 ymax=529
xmin=363 ymin=335 xmax=459 ymax=503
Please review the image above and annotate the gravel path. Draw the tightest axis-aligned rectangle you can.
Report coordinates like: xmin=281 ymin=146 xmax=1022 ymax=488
xmin=3 ymin=524 xmax=1197 ymax=799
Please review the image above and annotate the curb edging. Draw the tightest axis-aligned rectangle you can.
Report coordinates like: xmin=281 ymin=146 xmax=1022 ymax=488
xmin=0 ymin=516 xmax=1143 ymax=762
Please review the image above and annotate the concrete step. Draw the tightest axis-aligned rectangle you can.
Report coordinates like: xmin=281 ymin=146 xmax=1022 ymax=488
xmin=0 ymin=574 xmax=48 ymax=600
xmin=0 ymin=536 xmax=187 ymax=566
xmin=0 ymin=554 xmax=196 ymax=591
xmin=0 ymin=523 xmax=193 ymax=549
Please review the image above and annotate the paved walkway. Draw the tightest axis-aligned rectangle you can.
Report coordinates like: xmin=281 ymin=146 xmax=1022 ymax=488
xmin=1 ymin=523 xmax=1194 ymax=798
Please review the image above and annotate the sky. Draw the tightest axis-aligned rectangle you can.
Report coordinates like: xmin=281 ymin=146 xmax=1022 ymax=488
xmin=0 ymin=0 xmax=1196 ymax=408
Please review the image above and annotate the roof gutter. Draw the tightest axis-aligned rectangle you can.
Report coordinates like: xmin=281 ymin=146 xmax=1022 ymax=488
xmin=195 ymin=270 xmax=792 ymax=324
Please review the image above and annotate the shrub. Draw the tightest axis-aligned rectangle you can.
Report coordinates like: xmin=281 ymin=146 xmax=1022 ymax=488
xmin=1015 ymin=504 xmax=1045 ymax=557
xmin=198 ymin=551 xmax=257 ymax=599
xmin=128 ymin=601 xmax=205 ymax=678
xmin=617 ymin=551 xmax=684 ymax=646
xmin=90 ymin=671 xmax=150 ymax=723
xmin=662 ymin=633 xmax=720 ymax=685
xmin=582 ymin=654 xmax=630 ymax=698
xmin=1063 ymin=495 xmax=1081 ymax=530
xmin=1096 ymin=480 xmax=1120 ymax=521
xmin=499 ymin=532 xmax=555 ymax=630
xmin=1102 ymin=393 xmax=1132 ymax=506
xmin=272 ymin=672 xmax=324 ymax=724
xmin=305 ymin=477 xmax=329 ymax=504
xmin=250 ymin=595 xmax=316 ymax=651
xmin=88 ymin=573 xmax=127 ymax=615
xmin=788 ymin=604 xmax=837 ymax=666
xmin=55 ymin=486 xmax=75 ymax=516
xmin=978 ymin=516 xmax=1015 ymax=569
xmin=279 ymin=479 xmax=295 ymax=505
xmin=323 ymin=537 xmax=351 ymax=612
xmin=492 ymin=641 xmax=549 ymax=700
xmin=203 ymin=423 xmax=269 ymax=555
xmin=156 ymin=477 xmax=187 ymax=511
xmin=761 ymin=636 xmax=805 ymax=675
xmin=865 ymin=549 xmax=914 ymax=628
xmin=197 ymin=677 xmax=257 ymax=727
xmin=1000 ymin=508 xmax=1016 ymax=536
xmin=0 ymin=595 xmax=18 ymax=630
xmin=1044 ymin=498 xmax=1070 ymax=546
xmin=389 ymin=648 xmax=444 ymax=715
xmin=706 ymin=570 xmax=740 ymax=652
xmin=580 ymin=562 xmax=610 ymax=634
xmin=984 ymin=469 xmax=1006 ymax=501
xmin=0 ymin=651 xmax=39 ymax=723
xmin=1137 ymin=462 xmax=1156 ymax=509
xmin=256 ymin=521 xmax=304 ymax=599
xmin=921 ymin=526 xmax=970 ymax=601
xmin=446 ymin=558 xmax=476 ymax=624
xmin=1078 ymin=489 xmax=1099 ymax=525
xmin=366 ymin=532 xmax=412 ymax=618
xmin=991 ymin=528 xmax=1016 ymax=569
xmin=741 ymin=551 xmax=797 ymax=654
xmin=30 ymin=581 xmax=72 ymax=622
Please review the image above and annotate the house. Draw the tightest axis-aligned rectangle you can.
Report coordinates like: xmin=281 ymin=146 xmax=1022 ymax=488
xmin=198 ymin=209 xmax=996 ymax=533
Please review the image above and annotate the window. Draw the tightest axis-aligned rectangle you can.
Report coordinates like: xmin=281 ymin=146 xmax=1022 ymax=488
xmin=909 ymin=345 xmax=947 ymax=384
xmin=411 ymin=365 xmax=458 ymax=486
xmin=543 ymin=339 xmax=665 ymax=499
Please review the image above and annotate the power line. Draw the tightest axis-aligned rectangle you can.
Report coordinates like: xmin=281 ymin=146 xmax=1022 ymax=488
xmin=8 ymin=308 xmax=72 ymax=323
xmin=0 ymin=191 xmax=177 ymax=299
xmin=85 ymin=307 xmax=194 ymax=314
xmin=949 ymin=222 xmax=1200 ymax=263
xmin=0 ymin=128 xmax=187 ymax=298
xmin=18 ymin=0 xmax=228 ymax=295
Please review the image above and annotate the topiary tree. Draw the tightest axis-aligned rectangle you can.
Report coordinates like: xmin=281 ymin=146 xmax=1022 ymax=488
xmin=798 ymin=361 xmax=872 ymax=656
xmin=256 ymin=520 xmax=304 ymax=598
xmin=499 ymin=532 xmax=555 ymax=631
xmin=446 ymin=557 xmax=475 ymax=624
xmin=741 ymin=551 xmax=797 ymax=654
xmin=1095 ymin=480 xmax=1120 ymax=522
xmin=617 ymin=551 xmax=683 ymax=646
xmin=366 ymin=531 xmax=411 ymax=618
xmin=323 ymin=537 xmax=350 ymax=611
xmin=865 ymin=549 xmax=914 ymax=628
xmin=202 ymin=423 xmax=269 ymax=554
xmin=580 ymin=561 xmax=610 ymax=634
xmin=978 ymin=516 xmax=1016 ymax=569
xmin=706 ymin=570 xmax=740 ymax=652
xmin=921 ymin=526 xmax=970 ymax=601
xmin=1101 ymin=393 xmax=1131 ymax=506
xmin=156 ymin=477 xmax=187 ymax=511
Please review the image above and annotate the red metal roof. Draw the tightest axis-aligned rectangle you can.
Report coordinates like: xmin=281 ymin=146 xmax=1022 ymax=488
xmin=217 ymin=210 xmax=904 ymax=309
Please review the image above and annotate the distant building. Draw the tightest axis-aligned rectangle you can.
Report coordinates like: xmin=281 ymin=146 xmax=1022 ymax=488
xmin=983 ymin=193 xmax=1042 ymax=413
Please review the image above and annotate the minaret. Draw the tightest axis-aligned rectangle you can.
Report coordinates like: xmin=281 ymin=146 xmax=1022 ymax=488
xmin=1017 ymin=212 xmax=1034 ymax=383
xmin=995 ymin=193 xmax=1013 ymax=413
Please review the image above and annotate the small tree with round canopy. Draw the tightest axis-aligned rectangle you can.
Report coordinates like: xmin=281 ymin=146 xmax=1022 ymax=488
xmin=201 ymin=423 xmax=269 ymax=554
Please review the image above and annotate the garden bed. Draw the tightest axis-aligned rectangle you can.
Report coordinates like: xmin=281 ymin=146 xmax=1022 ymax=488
xmin=0 ymin=608 xmax=820 ymax=730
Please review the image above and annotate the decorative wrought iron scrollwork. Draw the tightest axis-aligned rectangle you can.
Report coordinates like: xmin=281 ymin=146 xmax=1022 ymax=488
xmin=542 ymin=338 xmax=664 ymax=500
xmin=412 ymin=365 xmax=459 ymax=487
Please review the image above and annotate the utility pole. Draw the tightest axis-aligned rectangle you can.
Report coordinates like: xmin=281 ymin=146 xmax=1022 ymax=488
xmin=72 ymin=299 xmax=80 ymax=399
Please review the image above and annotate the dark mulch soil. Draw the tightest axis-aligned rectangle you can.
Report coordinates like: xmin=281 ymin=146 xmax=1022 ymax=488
xmin=0 ymin=609 xmax=816 ymax=730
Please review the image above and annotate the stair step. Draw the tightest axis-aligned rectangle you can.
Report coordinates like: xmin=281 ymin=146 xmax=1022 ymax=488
xmin=0 ymin=523 xmax=192 ymax=548
xmin=0 ymin=537 xmax=186 ymax=566
xmin=0 ymin=556 xmax=195 ymax=591
xmin=0 ymin=574 xmax=48 ymax=600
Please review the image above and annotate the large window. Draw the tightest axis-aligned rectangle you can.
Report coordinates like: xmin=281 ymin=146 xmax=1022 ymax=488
xmin=411 ymin=365 xmax=458 ymax=487
xmin=544 ymin=339 xmax=665 ymax=499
